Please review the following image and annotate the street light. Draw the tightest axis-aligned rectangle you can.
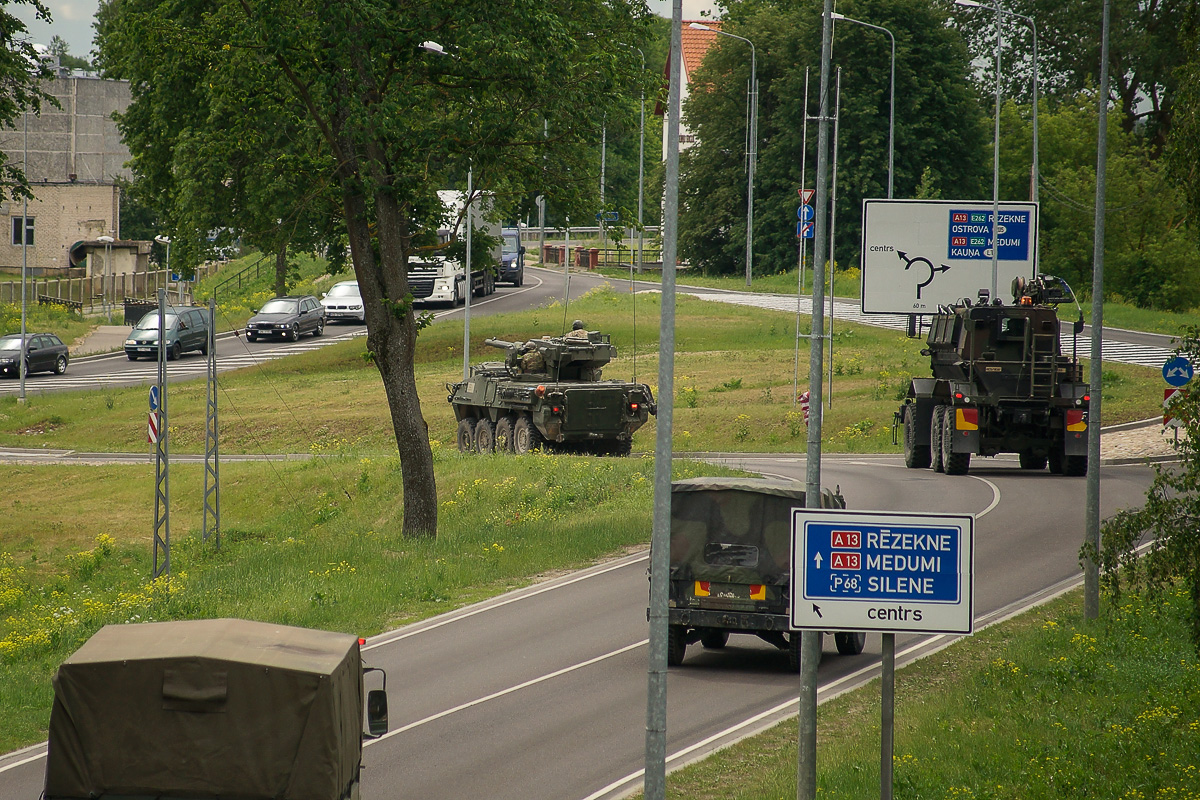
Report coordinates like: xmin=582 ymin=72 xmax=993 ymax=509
xmin=617 ymin=43 xmax=647 ymax=275
xmin=154 ymin=235 xmax=175 ymax=303
xmin=98 ymin=234 xmax=114 ymax=323
xmin=829 ymin=13 xmax=895 ymax=199
xmin=690 ymin=22 xmax=757 ymax=287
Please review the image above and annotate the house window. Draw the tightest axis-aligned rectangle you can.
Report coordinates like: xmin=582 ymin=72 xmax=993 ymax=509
xmin=11 ymin=216 xmax=34 ymax=246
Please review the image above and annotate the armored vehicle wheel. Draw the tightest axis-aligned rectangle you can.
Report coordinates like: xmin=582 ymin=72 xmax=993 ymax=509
xmin=601 ymin=438 xmax=633 ymax=457
xmin=699 ymin=629 xmax=729 ymax=649
xmin=475 ymin=418 xmax=496 ymax=453
xmin=1019 ymin=450 xmax=1048 ymax=470
xmin=785 ymin=632 xmax=820 ymax=673
xmin=834 ymin=631 xmax=867 ymax=655
xmin=456 ymin=418 xmax=477 ymax=453
xmin=941 ymin=409 xmax=971 ymax=475
xmin=930 ymin=406 xmax=946 ymax=473
xmin=903 ymin=406 xmax=932 ymax=469
xmin=1048 ymin=447 xmax=1064 ymax=474
xmin=513 ymin=415 xmax=544 ymax=454
xmin=1064 ymin=454 xmax=1087 ymax=476
xmin=667 ymin=625 xmax=688 ymax=666
xmin=494 ymin=416 xmax=516 ymax=453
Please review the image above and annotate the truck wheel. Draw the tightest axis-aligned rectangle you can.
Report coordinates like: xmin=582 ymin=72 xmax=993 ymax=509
xmin=930 ymin=406 xmax=946 ymax=473
xmin=786 ymin=632 xmax=822 ymax=673
xmin=1048 ymin=447 xmax=1064 ymax=474
xmin=452 ymin=282 xmax=461 ymax=307
xmin=700 ymin=629 xmax=729 ymax=649
xmin=513 ymin=416 xmax=544 ymax=454
xmin=903 ymin=406 xmax=932 ymax=469
xmin=1019 ymin=450 xmax=1048 ymax=470
xmin=456 ymin=418 xmax=477 ymax=453
xmin=495 ymin=416 xmax=516 ymax=453
xmin=667 ymin=625 xmax=688 ymax=666
xmin=1064 ymin=454 xmax=1088 ymax=477
xmin=834 ymin=631 xmax=867 ymax=656
xmin=474 ymin=418 xmax=496 ymax=453
xmin=942 ymin=409 xmax=971 ymax=475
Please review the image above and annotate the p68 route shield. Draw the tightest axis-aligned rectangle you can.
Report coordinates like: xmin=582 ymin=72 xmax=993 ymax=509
xmin=790 ymin=509 xmax=975 ymax=635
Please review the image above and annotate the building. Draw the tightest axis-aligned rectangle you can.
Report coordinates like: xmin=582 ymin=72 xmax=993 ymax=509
xmin=658 ymin=20 xmax=723 ymax=160
xmin=0 ymin=63 xmax=136 ymax=277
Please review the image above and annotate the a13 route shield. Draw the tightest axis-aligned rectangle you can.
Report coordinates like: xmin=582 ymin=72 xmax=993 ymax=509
xmin=790 ymin=509 xmax=975 ymax=635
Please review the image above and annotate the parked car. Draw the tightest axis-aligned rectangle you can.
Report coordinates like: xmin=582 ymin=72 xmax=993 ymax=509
xmin=124 ymin=307 xmax=211 ymax=361
xmin=245 ymin=295 xmax=325 ymax=341
xmin=320 ymin=281 xmax=365 ymax=323
xmin=0 ymin=333 xmax=69 ymax=377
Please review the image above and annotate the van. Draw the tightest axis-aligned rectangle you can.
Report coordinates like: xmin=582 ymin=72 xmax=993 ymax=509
xmin=124 ymin=306 xmax=211 ymax=361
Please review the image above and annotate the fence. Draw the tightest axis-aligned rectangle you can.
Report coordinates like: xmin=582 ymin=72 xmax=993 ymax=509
xmin=0 ymin=263 xmax=223 ymax=312
xmin=540 ymin=244 xmax=664 ymax=271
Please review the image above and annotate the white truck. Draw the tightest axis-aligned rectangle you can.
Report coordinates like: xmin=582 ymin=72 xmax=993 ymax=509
xmin=409 ymin=190 xmax=501 ymax=306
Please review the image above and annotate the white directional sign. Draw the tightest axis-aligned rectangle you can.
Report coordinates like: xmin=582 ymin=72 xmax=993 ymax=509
xmin=860 ymin=199 xmax=1038 ymax=315
xmin=790 ymin=509 xmax=975 ymax=635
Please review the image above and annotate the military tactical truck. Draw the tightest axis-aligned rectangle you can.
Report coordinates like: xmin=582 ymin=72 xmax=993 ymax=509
xmin=44 ymin=618 xmax=388 ymax=800
xmin=666 ymin=477 xmax=866 ymax=671
xmin=895 ymin=275 xmax=1089 ymax=476
xmin=447 ymin=329 xmax=655 ymax=456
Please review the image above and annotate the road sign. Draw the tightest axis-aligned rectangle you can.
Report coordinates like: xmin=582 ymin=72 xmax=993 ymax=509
xmin=797 ymin=221 xmax=814 ymax=239
xmin=149 ymin=385 xmax=160 ymax=412
xmin=860 ymin=199 xmax=1039 ymax=315
xmin=797 ymin=204 xmax=815 ymax=222
xmin=1163 ymin=356 xmax=1193 ymax=387
xmin=790 ymin=509 xmax=975 ymax=634
xmin=799 ymin=188 xmax=815 ymax=205
xmin=148 ymin=411 xmax=160 ymax=444
xmin=1164 ymin=387 xmax=1186 ymax=427
xmin=595 ymin=211 xmax=620 ymax=222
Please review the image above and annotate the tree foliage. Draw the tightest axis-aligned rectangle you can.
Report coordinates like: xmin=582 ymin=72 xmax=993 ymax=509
xmin=96 ymin=0 xmax=654 ymax=537
xmin=1166 ymin=32 xmax=1200 ymax=226
xmin=0 ymin=0 xmax=57 ymax=202
xmin=679 ymin=0 xmax=988 ymax=276
xmin=1095 ymin=328 xmax=1200 ymax=652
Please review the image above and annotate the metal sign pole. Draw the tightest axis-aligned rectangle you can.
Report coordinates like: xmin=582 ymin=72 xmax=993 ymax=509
xmin=881 ymin=633 xmax=895 ymax=800
xmin=203 ymin=297 xmax=220 ymax=548
xmin=794 ymin=67 xmax=810 ymax=407
xmin=153 ymin=288 xmax=170 ymax=579
xmin=827 ymin=67 xmax=841 ymax=409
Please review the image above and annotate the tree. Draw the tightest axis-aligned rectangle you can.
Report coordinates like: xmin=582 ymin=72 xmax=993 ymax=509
xmin=48 ymin=34 xmax=91 ymax=70
xmin=96 ymin=0 xmax=652 ymax=538
xmin=1166 ymin=33 xmax=1200 ymax=225
xmin=1095 ymin=327 xmax=1200 ymax=652
xmin=0 ymin=1 xmax=56 ymax=202
xmin=954 ymin=0 xmax=1199 ymax=153
xmin=678 ymin=0 xmax=988 ymax=276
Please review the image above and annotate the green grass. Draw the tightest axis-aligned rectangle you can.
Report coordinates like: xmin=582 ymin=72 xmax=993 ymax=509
xmin=591 ymin=263 xmax=865 ymax=299
xmin=649 ymin=586 xmax=1200 ymax=799
xmin=0 ymin=302 xmax=96 ymax=344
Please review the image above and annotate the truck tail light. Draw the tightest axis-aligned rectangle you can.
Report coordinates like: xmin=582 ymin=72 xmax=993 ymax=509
xmin=551 ymin=405 xmax=561 ymax=414
xmin=694 ymin=581 xmax=710 ymax=597
xmin=750 ymin=584 xmax=766 ymax=600
xmin=629 ymin=401 xmax=640 ymax=413
xmin=1066 ymin=409 xmax=1087 ymax=431
xmin=956 ymin=408 xmax=979 ymax=431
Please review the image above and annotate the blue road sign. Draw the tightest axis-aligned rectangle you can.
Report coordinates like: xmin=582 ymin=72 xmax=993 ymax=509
xmin=149 ymin=385 xmax=160 ymax=412
xmin=797 ymin=204 xmax=815 ymax=222
xmin=595 ymin=211 xmax=620 ymax=222
xmin=790 ymin=509 xmax=974 ymax=634
xmin=797 ymin=221 xmax=814 ymax=239
xmin=1163 ymin=356 xmax=1193 ymax=387
xmin=947 ymin=208 xmax=1031 ymax=261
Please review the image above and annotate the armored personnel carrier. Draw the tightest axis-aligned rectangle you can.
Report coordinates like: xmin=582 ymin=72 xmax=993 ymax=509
xmin=447 ymin=326 xmax=656 ymax=455
xmin=895 ymin=275 xmax=1090 ymax=476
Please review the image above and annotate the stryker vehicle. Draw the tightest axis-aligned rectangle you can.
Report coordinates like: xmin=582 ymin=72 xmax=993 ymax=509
xmin=895 ymin=274 xmax=1089 ymax=476
xmin=665 ymin=477 xmax=865 ymax=671
xmin=44 ymin=618 xmax=388 ymax=800
xmin=447 ymin=327 xmax=655 ymax=455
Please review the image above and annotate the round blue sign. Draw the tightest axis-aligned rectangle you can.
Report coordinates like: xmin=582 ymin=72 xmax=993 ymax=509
xmin=149 ymin=385 xmax=160 ymax=411
xmin=1163 ymin=356 xmax=1193 ymax=387
xmin=797 ymin=204 xmax=815 ymax=222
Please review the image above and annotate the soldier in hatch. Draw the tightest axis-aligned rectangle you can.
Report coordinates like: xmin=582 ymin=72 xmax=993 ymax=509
xmin=565 ymin=319 xmax=589 ymax=340
xmin=519 ymin=341 xmax=546 ymax=373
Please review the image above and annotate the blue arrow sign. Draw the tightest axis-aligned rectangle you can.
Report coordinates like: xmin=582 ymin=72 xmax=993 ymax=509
xmin=797 ymin=204 xmax=814 ymax=222
xmin=797 ymin=221 xmax=814 ymax=239
xmin=149 ymin=385 xmax=160 ymax=411
xmin=1163 ymin=356 xmax=1193 ymax=387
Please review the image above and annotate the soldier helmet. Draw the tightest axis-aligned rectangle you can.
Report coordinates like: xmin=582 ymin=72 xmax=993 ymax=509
xmin=572 ymin=320 xmax=585 ymax=330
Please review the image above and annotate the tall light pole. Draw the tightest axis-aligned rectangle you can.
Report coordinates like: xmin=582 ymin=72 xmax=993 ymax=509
xmin=690 ymin=23 xmax=757 ymax=287
xmin=829 ymin=13 xmax=895 ymax=199
xmin=18 ymin=108 xmax=28 ymax=403
xmin=98 ymin=235 xmax=115 ymax=323
xmin=154 ymin=235 xmax=173 ymax=303
xmin=618 ymin=42 xmax=647 ymax=274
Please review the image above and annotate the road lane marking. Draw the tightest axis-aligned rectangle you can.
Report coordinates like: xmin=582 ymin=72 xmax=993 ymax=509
xmin=365 ymin=640 xmax=647 ymax=745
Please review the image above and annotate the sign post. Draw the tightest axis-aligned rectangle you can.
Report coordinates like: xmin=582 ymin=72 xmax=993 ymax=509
xmin=791 ymin=509 xmax=974 ymax=800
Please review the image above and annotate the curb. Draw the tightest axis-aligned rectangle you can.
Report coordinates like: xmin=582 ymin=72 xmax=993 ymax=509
xmin=70 ymin=330 xmax=243 ymax=364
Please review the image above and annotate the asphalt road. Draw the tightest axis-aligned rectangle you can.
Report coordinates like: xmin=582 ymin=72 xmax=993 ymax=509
xmin=0 ymin=454 xmax=1156 ymax=799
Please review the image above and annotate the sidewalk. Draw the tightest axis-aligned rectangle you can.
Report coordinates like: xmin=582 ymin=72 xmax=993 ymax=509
xmin=69 ymin=325 xmax=129 ymax=357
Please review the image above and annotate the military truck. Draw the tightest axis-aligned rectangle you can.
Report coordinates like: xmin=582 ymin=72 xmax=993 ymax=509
xmin=44 ymin=618 xmax=388 ymax=800
xmin=447 ymin=328 xmax=655 ymax=456
xmin=895 ymin=275 xmax=1089 ymax=476
xmin=666 ymin=477 xmax=866 ymax=671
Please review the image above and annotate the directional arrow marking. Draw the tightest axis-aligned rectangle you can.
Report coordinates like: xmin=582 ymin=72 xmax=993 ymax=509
xmin=812 ymin=603 xmax=823 ymax=618
xmin=813 ymin=552 xmax=823 ymax=569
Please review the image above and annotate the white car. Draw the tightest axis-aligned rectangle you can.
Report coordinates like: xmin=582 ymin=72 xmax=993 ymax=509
xmin=320 ymin=280 xmax=365 ymax=323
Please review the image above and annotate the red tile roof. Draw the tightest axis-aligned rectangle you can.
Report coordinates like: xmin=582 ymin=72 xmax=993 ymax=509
xmin=656 ymin=20 xmax=724 ymax=115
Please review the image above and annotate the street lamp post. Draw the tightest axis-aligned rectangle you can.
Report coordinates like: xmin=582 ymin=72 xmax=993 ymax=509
xmin=98 ymin=235 xmax=115 ymax=323
xmin=618 ymin=43 xmax=647 ymax=274
xmin=690 ymin=23 xmax=757 ymax=287
xmin=829 ymin=13 xmax=895 ymax=199
xmin=155 ymin=235 xmax=173 ymax=303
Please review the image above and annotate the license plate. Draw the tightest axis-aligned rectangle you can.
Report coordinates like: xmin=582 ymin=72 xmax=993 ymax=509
xmin=139 ymin=347 xmax=152 ymax=352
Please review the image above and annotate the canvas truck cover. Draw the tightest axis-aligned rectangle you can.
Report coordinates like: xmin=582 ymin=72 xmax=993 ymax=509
xmin=45 ymin=618 xmax=364 ymax=800
xmin=670 ymin=477 xmax=845 ymax=586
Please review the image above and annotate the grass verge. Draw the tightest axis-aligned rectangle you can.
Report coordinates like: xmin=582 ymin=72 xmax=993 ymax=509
xmin=650 ymin=586 xmax=1200 ymax=799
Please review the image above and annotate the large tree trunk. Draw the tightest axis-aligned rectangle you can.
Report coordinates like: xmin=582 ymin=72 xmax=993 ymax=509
xmin=341 ymin=187 xmax=438 ymax=538
xmin=274 ymin=241 xmax=288 ymax=297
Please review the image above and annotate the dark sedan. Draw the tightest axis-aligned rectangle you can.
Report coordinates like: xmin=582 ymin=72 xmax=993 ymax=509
xmin=0 ymin=333 xmax=69 ymax=377
xmin=244 ymin=295 xmax=325 ymax=342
